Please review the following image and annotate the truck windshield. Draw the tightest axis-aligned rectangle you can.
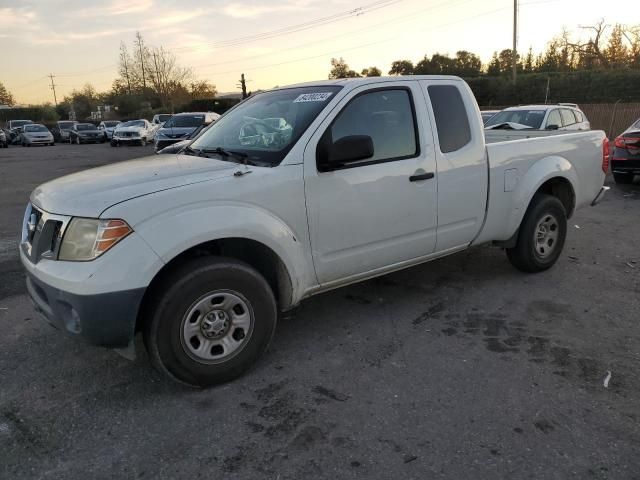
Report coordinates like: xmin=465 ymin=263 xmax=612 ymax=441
xmin=190 ymin=86 xmax=342 ymax=166
xmin=485 ymin=110 xmax=545 ymax=129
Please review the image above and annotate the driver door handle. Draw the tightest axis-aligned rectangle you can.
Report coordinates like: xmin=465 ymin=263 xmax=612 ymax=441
xmin=409 ymin=172 xmax=434 ymax=182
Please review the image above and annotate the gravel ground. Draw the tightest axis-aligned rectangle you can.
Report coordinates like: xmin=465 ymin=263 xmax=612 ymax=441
xmin=0 ymin=143 xmax=639 ymax=479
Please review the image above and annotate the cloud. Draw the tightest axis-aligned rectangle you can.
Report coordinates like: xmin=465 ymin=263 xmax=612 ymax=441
xmin=142 ymin=9 xmax=206 ymax=28
xmin=222 ymin=0 xmax=316 ymax=18
xmin=71 ymin=0 xmax=154 ymax=18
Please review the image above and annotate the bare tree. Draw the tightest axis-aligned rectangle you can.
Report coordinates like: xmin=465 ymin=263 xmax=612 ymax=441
xmin=118 ymin=42 xmax=133 ymax=94
xmin=148 ymin=47 xmax=193 ymax=107
xmin=134 ymin=31 xmax=149 ymax=89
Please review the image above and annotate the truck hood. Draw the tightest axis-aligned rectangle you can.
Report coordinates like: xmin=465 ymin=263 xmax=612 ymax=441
xmin=31 ymin=154 xmax=238 ymax=217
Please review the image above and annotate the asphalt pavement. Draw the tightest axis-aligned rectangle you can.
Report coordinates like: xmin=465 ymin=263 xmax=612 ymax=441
xmin=1 ymin=143 xmax=639 ymax=479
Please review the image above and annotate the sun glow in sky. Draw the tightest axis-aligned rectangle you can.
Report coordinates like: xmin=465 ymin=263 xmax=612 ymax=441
xmin=1 ymin=0 xmax=637 ymax=104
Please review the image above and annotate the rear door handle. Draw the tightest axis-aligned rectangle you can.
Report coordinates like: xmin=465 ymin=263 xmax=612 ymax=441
xmin=409 ymin=172 xmax=434 ymax=182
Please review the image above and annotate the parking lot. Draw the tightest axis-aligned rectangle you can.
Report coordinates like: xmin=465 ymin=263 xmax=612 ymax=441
xmin=1 ymin=143 xmax=639 ymax=479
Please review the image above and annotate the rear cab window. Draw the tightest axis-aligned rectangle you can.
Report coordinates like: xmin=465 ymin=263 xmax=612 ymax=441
xmin=427 ymin=84 xmax=471 ymax=153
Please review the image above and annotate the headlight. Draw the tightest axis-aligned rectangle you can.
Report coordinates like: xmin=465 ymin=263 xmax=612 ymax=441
xmin=59 ymin=218 xmax=132 ymax=261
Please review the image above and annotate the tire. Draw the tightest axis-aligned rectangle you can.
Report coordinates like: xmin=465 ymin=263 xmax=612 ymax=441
xmin=506 ymin=193 xmax=567 ymax=273
xmin=143 ymin=256 xmax=277 ymax=387
xmin=613 ymin=172 xmax=634 ymax=184
xmin=111 ymin=141 xmax=117 ymax=147
xmin=140 ymin=138 xmax=146 ymax=146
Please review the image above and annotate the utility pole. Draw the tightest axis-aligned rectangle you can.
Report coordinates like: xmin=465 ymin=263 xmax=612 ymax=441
xmin=48 ymin=73 xmax=58 ymax=106
xmin=239 ymin=73 xmax=247 ymax=99
xmin=512 ymin=0 xmax=518 ymax=85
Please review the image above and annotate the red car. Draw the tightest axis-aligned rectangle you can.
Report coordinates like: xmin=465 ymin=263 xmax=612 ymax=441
xmin=611 ymin=118 xmax=640 ymax=184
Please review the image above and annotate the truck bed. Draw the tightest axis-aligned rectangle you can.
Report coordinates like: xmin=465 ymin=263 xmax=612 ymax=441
xmin=473 ymin=130 xmax=607 ymax=245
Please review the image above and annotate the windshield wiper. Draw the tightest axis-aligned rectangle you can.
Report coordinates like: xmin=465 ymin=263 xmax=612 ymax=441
xmin=201 ymin=147 xmax=255 ymax=165
xmin=182 ymin=145 xmax=203 ymax=156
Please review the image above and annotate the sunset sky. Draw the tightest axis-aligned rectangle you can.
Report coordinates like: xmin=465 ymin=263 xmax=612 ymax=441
xmin=1 ymin=0 xmax=638 ymax=104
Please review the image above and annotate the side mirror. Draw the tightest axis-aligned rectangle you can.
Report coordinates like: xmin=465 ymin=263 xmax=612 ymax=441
xmin=546 ymin=124 xmax=559 ymax=130
xmin=318 ymin=135 xmax=374 ymax=171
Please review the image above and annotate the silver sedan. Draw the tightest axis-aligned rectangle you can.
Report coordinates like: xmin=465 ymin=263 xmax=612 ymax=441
xmin=20 ymin=124 xmax=54 ymax=146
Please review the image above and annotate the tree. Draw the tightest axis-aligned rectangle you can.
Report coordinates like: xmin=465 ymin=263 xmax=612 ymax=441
xmin=487 ymin=52 xmax=501 ymax=75
xmin=134 ymin=31 xmax=149 ymax=89
xmin=328 ymin=58 xmax=360 ymax=79
xmin=361 ymin=66 xmax=382 ymax=77
xmin=453 ymin=50 xmax=482 ymax=76
xmin=0 ymin=82 xmax=15 ymax=106
xmin=523 ymin=47 xmax=535 ymax=73
xmin=118 ymin=42 xmax=134 ymax=94
xmin=606 ymin=24 xmax=628 ymax=68
xmin=189 ymin=80 xmax=217 ymax=99
xmin=388 ymin=59 xmax=414 ymax=75
xmin=147 ymin=46 xmax=193 ymax=107
xmin=60 ymin=83 xmax=100 ymax=120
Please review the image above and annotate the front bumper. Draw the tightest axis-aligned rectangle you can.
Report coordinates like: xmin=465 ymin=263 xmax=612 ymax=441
xmin=113 ymin=136 xmax=142 ymax=143
xmin=78 ymin=135 xmax=102 ymax=143
xmin=20 ymin=225 xmax=164 ymax=349
xmin=25 ymin=137 xmax=53 ymax=144
xmin=26 ymin=271 xmax=145 ymax=348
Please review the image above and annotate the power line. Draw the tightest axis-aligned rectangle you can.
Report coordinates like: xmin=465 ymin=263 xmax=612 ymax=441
xmin=189 ymin=0 xmax=474 ymax=71
xmin=171 ymin=0 xmax=403 ymax=52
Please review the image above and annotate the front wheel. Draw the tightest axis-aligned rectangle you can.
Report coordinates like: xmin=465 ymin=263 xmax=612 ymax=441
xmin=506 ymin=194 xmax=567 ymax=273
xmin=143 ymin=257 xmax=277 ymax=387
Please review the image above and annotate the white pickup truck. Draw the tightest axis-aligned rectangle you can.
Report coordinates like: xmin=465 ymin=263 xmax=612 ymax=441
xmin=20 ymin=76 xmax=609 ymax=387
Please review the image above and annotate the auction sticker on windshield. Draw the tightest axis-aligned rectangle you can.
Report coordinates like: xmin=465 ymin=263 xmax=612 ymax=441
xmin=293 ymin=92 xmax=333 ymax=103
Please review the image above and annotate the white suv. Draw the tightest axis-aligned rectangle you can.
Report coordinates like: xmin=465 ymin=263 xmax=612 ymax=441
xmin=486 ymin=104 xmax=590 ymax=131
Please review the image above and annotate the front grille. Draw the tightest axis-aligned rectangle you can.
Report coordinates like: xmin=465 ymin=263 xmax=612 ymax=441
xmin=22 ymin=204 xmax=70 ymax=263
xmin=120 ymin=132 xmax=139 ymax=138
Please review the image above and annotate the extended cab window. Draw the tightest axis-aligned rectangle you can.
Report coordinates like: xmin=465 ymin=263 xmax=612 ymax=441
xmin=428 ymin=85 xmax=471 ymax=153
xmin=325 ymin=89 xmax=418 ymax=165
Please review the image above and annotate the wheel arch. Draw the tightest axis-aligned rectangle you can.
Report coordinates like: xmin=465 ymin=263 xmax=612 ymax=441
xmin=136 ymin=237 xmax=294 ymax=333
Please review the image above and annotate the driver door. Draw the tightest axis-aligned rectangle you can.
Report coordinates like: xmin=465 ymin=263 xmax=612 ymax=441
xmin=303 ymin=82 xmax=438 ymax=285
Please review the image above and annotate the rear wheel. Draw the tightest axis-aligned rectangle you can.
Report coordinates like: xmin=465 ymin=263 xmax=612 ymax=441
xmin=506 ymin=194 xmax=567 ymax=273
xmin=613 ymin=172 xmax=634 ymax=184
xmin=143 ymin=256 xmax=277 ymax=387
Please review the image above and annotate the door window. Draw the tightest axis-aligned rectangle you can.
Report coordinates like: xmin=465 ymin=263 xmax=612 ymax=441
xmin=322 ymin=88 xmax=418 ymax=167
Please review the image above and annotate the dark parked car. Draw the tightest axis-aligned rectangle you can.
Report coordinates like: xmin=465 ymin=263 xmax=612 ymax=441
xmin=611 ymin=118 xmax=640 ymax=184
xmin=52 ymin=120 xmax=78 ymax=142
xmin=69 ymin=123 xmax=104 ymax=144
xmin=156 ymin=123 xmax=211 ymax=154
xmin=0 ymin=128 xmax=8 ymax=148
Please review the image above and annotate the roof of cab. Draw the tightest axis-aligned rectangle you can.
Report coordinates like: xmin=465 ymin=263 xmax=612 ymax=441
xmin=276 ymin=75 xmax=464 ymax=91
